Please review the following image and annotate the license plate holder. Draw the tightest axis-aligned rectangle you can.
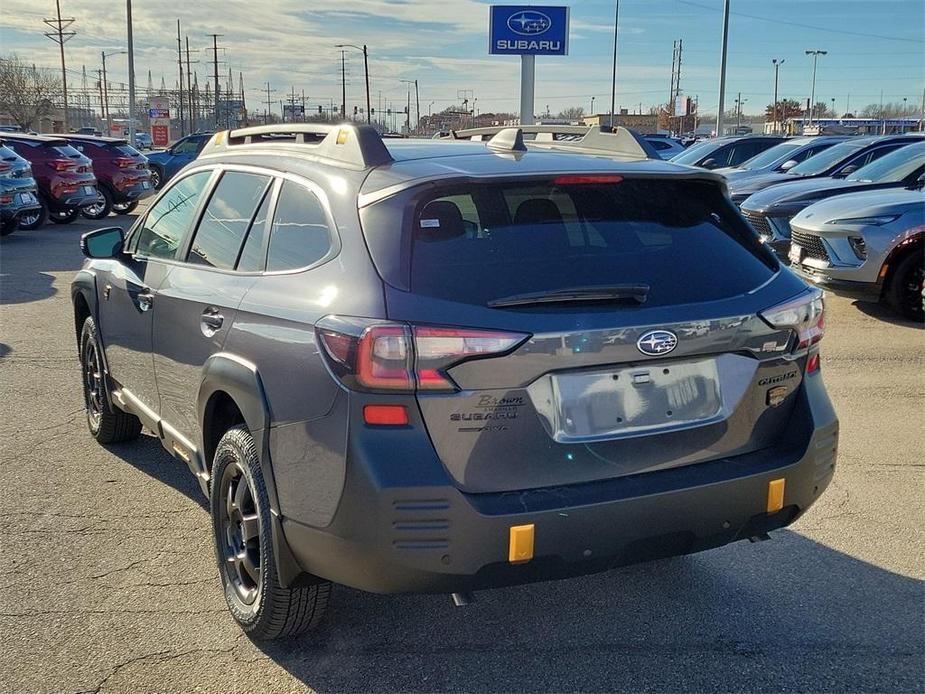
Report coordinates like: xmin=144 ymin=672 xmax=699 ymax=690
xmin=82 ymin=186 xmax=96 ymax=195
xmin=18 ymin=192 xmax=35 ymax=204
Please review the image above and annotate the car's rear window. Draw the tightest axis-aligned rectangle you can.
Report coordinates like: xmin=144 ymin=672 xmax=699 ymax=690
xmin=364 ymin=177 xmax=777 ymax=308
xmin=52 ymin=145 xmax=83 ymax=158
xmin=111 ymin=144 xmax=142 ymax=156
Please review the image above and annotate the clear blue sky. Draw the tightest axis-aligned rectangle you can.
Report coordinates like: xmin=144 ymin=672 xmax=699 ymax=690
xmin=1 ymin=0 xmax=922 ymax=117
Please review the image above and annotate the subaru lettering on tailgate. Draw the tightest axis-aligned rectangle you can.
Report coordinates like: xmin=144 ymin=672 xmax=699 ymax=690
xmin=489 ymin=5 xmax=570 ymax=55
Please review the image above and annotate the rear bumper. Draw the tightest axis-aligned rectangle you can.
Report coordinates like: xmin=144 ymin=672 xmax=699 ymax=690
xmin=279 ymin=374 xmax=838 ymax=594
xmin=1 ymin=190 xmax=41 ymax=220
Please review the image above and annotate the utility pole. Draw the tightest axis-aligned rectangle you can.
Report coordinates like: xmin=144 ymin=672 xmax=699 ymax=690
xmin=715 ymin=0 xmax=730 ymax=137
xmin=735 ymin=92 xmax=747 ymax=129
xmin=772 ymin=58 xmax=784 ymax=134
xmin=340 ymin=49 xmax=347 ymax=120
xmin=101 ymin=52 xmax=110 ymax=129
xmin=126 ymin=0 xmax=136 ymax=147
xmin=262 ymin=81 xmax=274 ymax=124
xmin=414 ymin=79 xmax=420 ymax=132
xmin=185 ymin=37 xmax=197 ymax=132
xmin=176 ymin=21 xmax=186 ymax=136
xmin=97 ymin=68 xmax=105 ymax=122
xmin=207 ymin=34 xmax=224 ymax=127
xmin=805 ymin=49 xmax=827 ymax=126
xmin=43 ymin=0 xmax=76 ymax=131
xmin=920 ymin=87 xmax=925 ymax=132
xmin=609 ymin=0 xmax=620 ymax=128
xmin=364 ymin=45 xmax=371 ymax=124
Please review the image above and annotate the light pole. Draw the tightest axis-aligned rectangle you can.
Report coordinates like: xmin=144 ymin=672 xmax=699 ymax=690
xmin=591 ymin=95 xmax=595 ymax=117
xmin=428 ymin=100 xmax=434 ymax=117
xmin=831 ymin=97 xmax=836 ymax=119
xmin=609 ymin=0 xmax=620 ymax=128
xmin=735 ymin=92 xmax=747 ymax=129
xmin=715 ymin=0 xmax=730 ymax=136
xmin=335 ymin=44 xmax=371 ymax=123
xmin=101 ymin=49 xmax=127 ymax=134
xmin=805 ymin=49 xmax=827 ymax=126
xmin=126 ymin=0 xmax=136 ymax=146
xmin=771 ymin=58 xmax=784 ymax=134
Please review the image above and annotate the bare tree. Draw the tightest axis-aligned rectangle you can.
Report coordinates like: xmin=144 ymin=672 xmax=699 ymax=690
xmin=0 ymin=54 xmax=62 ymax=129
xmin=557 ymin=106 xmax=585 ymax=121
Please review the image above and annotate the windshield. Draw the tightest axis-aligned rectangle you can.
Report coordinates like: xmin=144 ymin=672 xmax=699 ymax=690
xmin=669 ymin=139 xmax=719 ymax=165
xmin=788 ymin=140 xmax=869 ymax=176
xmin=362 ymin=177 xmax=777 ymax=309
xmin=848 ymin=143 xmax=925 ymax=182
xmin=738 ymin=142 xmax=801 ymax=170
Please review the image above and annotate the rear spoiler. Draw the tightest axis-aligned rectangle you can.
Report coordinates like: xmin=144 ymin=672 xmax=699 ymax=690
xmin=449 ymin=124 xmax=660 ymax=161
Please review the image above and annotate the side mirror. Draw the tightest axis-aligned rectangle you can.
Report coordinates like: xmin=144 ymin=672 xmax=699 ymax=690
xmin=780 ymin=159 xmax=799 ymax=171
xmin=835 ymin=164 xmax=859 ymax=178
xmin=701 ymin=158 xmax=718 ymax=169
xmin=81 ymin=227 xmax=125 ymax=259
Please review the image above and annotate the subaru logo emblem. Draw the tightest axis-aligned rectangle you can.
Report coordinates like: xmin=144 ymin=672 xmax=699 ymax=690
xmin=507 ymin=10 xmax=552 ymax=36
xmin=636 ymin=330 xmax=678 ymax=356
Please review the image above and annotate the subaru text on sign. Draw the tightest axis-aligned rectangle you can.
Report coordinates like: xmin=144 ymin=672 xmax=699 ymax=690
xmin=489 ymin=5 xmax=570 ymax=55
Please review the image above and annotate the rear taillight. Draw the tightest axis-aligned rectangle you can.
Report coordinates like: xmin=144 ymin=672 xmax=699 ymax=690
xmin=113 ymin=157 xmax=137 ymax=168
xmin=47 ymin=159 xmax=75 ymax=172
xmin=759 ymin=288 xmax=825 ymax=352
xmin=0 ymin=162 xmax=12 ymax=179
xmin=553 ymin=174 xmax=623 ymax=185
xmin=317 ymin=319 xmax=528 ymax=392
xmin=0 ymin=194 xmax=13 ymax=204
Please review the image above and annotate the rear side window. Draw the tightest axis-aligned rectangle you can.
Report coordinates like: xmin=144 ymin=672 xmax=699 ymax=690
xmin=236 ymin=188 xmax=273 ymax=272
xmin=265 ymin=180 xmax=333 ymax=272
xmin=187 ymin=171 xmax=270 ymax=269
xmin=383 ymin=178 xmax=775 ymax=308
xmin=133 ymin=171 xmax=212 ymax=259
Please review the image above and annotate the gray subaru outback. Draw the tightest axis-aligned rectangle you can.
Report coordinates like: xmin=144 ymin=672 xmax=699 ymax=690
xmin=72 ymin=124 xmax=838 ymax=640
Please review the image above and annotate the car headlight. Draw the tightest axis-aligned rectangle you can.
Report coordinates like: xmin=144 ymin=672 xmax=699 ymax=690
xmin=827 ymin=214 xmax=900 ymax=226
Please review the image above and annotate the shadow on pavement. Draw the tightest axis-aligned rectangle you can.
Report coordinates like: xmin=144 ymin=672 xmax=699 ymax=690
xmin=852 ymin=298 xmax=924 ymax=328
xmin=106 ymin=432 xmax=207 ymax=511
xmin=254 ymin=531 xmax=923 ymax=693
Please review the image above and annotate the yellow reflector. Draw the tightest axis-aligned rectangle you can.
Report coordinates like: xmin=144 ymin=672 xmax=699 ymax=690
xmin=213 ymin=130 xmax=226 ymax=146
xmin=767 ymin=478 xmax=785 ymax=513
xmin=336 ymin=129 xmax=349 ymax=145
xmin=509 ymin=524 xmax=534 ymax=564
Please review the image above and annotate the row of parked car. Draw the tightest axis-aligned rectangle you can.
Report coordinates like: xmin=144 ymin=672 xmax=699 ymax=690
xmin=0 ymin=131 xmax=214 ymax=236
xmin=670 ymin=133 xmax=925 ymax=321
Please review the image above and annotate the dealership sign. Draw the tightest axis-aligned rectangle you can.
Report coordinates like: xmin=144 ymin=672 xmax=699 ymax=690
xmin=489 ymin=6 xmax=569 ymax=56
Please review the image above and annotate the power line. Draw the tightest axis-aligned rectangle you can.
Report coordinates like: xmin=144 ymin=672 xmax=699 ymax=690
xmin=676 ymin=0 xmax=924 ymax=44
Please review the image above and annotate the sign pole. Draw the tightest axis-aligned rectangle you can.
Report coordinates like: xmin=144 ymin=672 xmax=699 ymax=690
xmin=520 ymin=54 xmax=535 ymax=125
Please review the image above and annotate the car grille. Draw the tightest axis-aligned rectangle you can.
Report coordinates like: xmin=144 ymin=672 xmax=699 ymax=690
xmin=741 ymin=209 xmax=772 ymax=238
xmin=791 ymin=229 xmax=829 ymax=262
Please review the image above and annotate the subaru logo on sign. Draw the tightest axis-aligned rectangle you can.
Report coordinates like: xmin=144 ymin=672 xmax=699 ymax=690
xmin=636 ymin=330 xmax=679 ymax=356
xmin=507 ymin=10 xmax=551 ymax=35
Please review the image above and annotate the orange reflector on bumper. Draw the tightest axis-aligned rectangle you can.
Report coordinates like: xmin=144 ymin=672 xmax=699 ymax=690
xmin=767 ymin=478 xmax=786 ymax=513
xmin=363 ymin=404 xmax=408 ymax=426
xmin=509 ymin=524 xmax=534 ymax=564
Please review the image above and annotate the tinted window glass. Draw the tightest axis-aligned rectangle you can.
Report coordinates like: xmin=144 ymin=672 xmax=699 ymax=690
xmin=187 ymin=171 xmax=270 ymax=269
xmin=847 ymin=142 xmax=925 ymax=182
xmin=134 ymin=171 xmax=211 ymax=259
xmin=172 ymin=137 xmax=203 ymax=155
xmin=53 ymin=145 xmax=83 ymax=158
xmin=113 ymin=144 xmax=141 ymax=156
xmin=265 ymin=181 xmax=332 ymax=271
xmin=739 ymin=142 xmax=800 ymax=170
xmin=669 ymin=139 xmax=720 ymax=165
xmin=236 ymin=185 xmax=273 ymax=272
xmin=404 ymin=178 xmax=775 ymax=308
xmin=789 ymin=140 xmax=869 ymax=175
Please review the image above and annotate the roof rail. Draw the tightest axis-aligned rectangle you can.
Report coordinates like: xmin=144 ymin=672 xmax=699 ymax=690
xmin=200 ymin=123 xmax=394 ymax=169
xmin=450 ymin=124 xmax=658 ymax=161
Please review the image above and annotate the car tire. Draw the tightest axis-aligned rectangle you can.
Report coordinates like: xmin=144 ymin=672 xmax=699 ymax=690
xmin=149 ymin=166 xmax=163 ymax=189
xmin=81 ymin=187 xmax=114 ymax=220
xmin=0 ymin=219 xmax=17 ymax=237
xmin=17 ymin=200 xmax=47 ymax=230
xmin=80 ymin=316 xmax=143 ymax=444
xmin=112 ymin=200 xmax=139 ymax=215
xmin=210 ymin=425 xmax=331 ymax=640
xmin=48 ymin=207 xmax=80 ymax=224
xmin=885 ymin=251 xmax=924 ymax=322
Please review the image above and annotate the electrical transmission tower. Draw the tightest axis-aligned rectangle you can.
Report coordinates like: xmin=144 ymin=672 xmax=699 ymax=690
xmin=43 ymin=0 xmax=76 ymax=130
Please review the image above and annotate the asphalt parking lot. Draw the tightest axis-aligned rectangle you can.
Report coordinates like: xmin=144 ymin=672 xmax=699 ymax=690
xmin=0 ymin=208 xmax=922 ymax=694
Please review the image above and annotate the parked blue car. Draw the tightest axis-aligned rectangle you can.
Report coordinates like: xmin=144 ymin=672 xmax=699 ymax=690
xmin=144 ymin=132 xmax=213 ymax=189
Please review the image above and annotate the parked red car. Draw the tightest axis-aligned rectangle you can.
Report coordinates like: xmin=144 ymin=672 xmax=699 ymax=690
xmin=66 ymin=135 xmax=155 ymax=219
xmin=3 ymin=133 xmax=98 ymax=229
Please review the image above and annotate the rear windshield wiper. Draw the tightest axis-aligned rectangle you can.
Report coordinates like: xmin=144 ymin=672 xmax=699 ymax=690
xmin=488 ymin=284 xmax=649 ymax=308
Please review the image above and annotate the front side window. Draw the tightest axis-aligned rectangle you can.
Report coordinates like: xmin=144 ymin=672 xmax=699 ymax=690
xmin=187 ymin=171 xmax=271 ymax=269
xmin=265 ymin=180 xmax=333 ymax=272
xmin=133 ymin=171 xmax=212 ymax=259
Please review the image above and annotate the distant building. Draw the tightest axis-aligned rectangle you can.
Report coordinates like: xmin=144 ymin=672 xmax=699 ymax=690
xmin=773 ymin=117 xmax=923 ymax=136
xmin=581 ymin=112 xmax=659 ymax=134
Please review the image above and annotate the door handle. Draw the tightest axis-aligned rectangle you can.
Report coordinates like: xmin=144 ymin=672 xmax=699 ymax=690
xmin=137 ymin=290 xmax=154 ymax=311
xmin=201 ymin=308 xmax=224 ymax=331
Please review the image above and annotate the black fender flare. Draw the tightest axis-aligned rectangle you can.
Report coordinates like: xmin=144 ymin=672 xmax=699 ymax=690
xmin=197 ymin=353 xmax=307 ymax=586
xmin=72 ymin=268 xmax=118 ymax=413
